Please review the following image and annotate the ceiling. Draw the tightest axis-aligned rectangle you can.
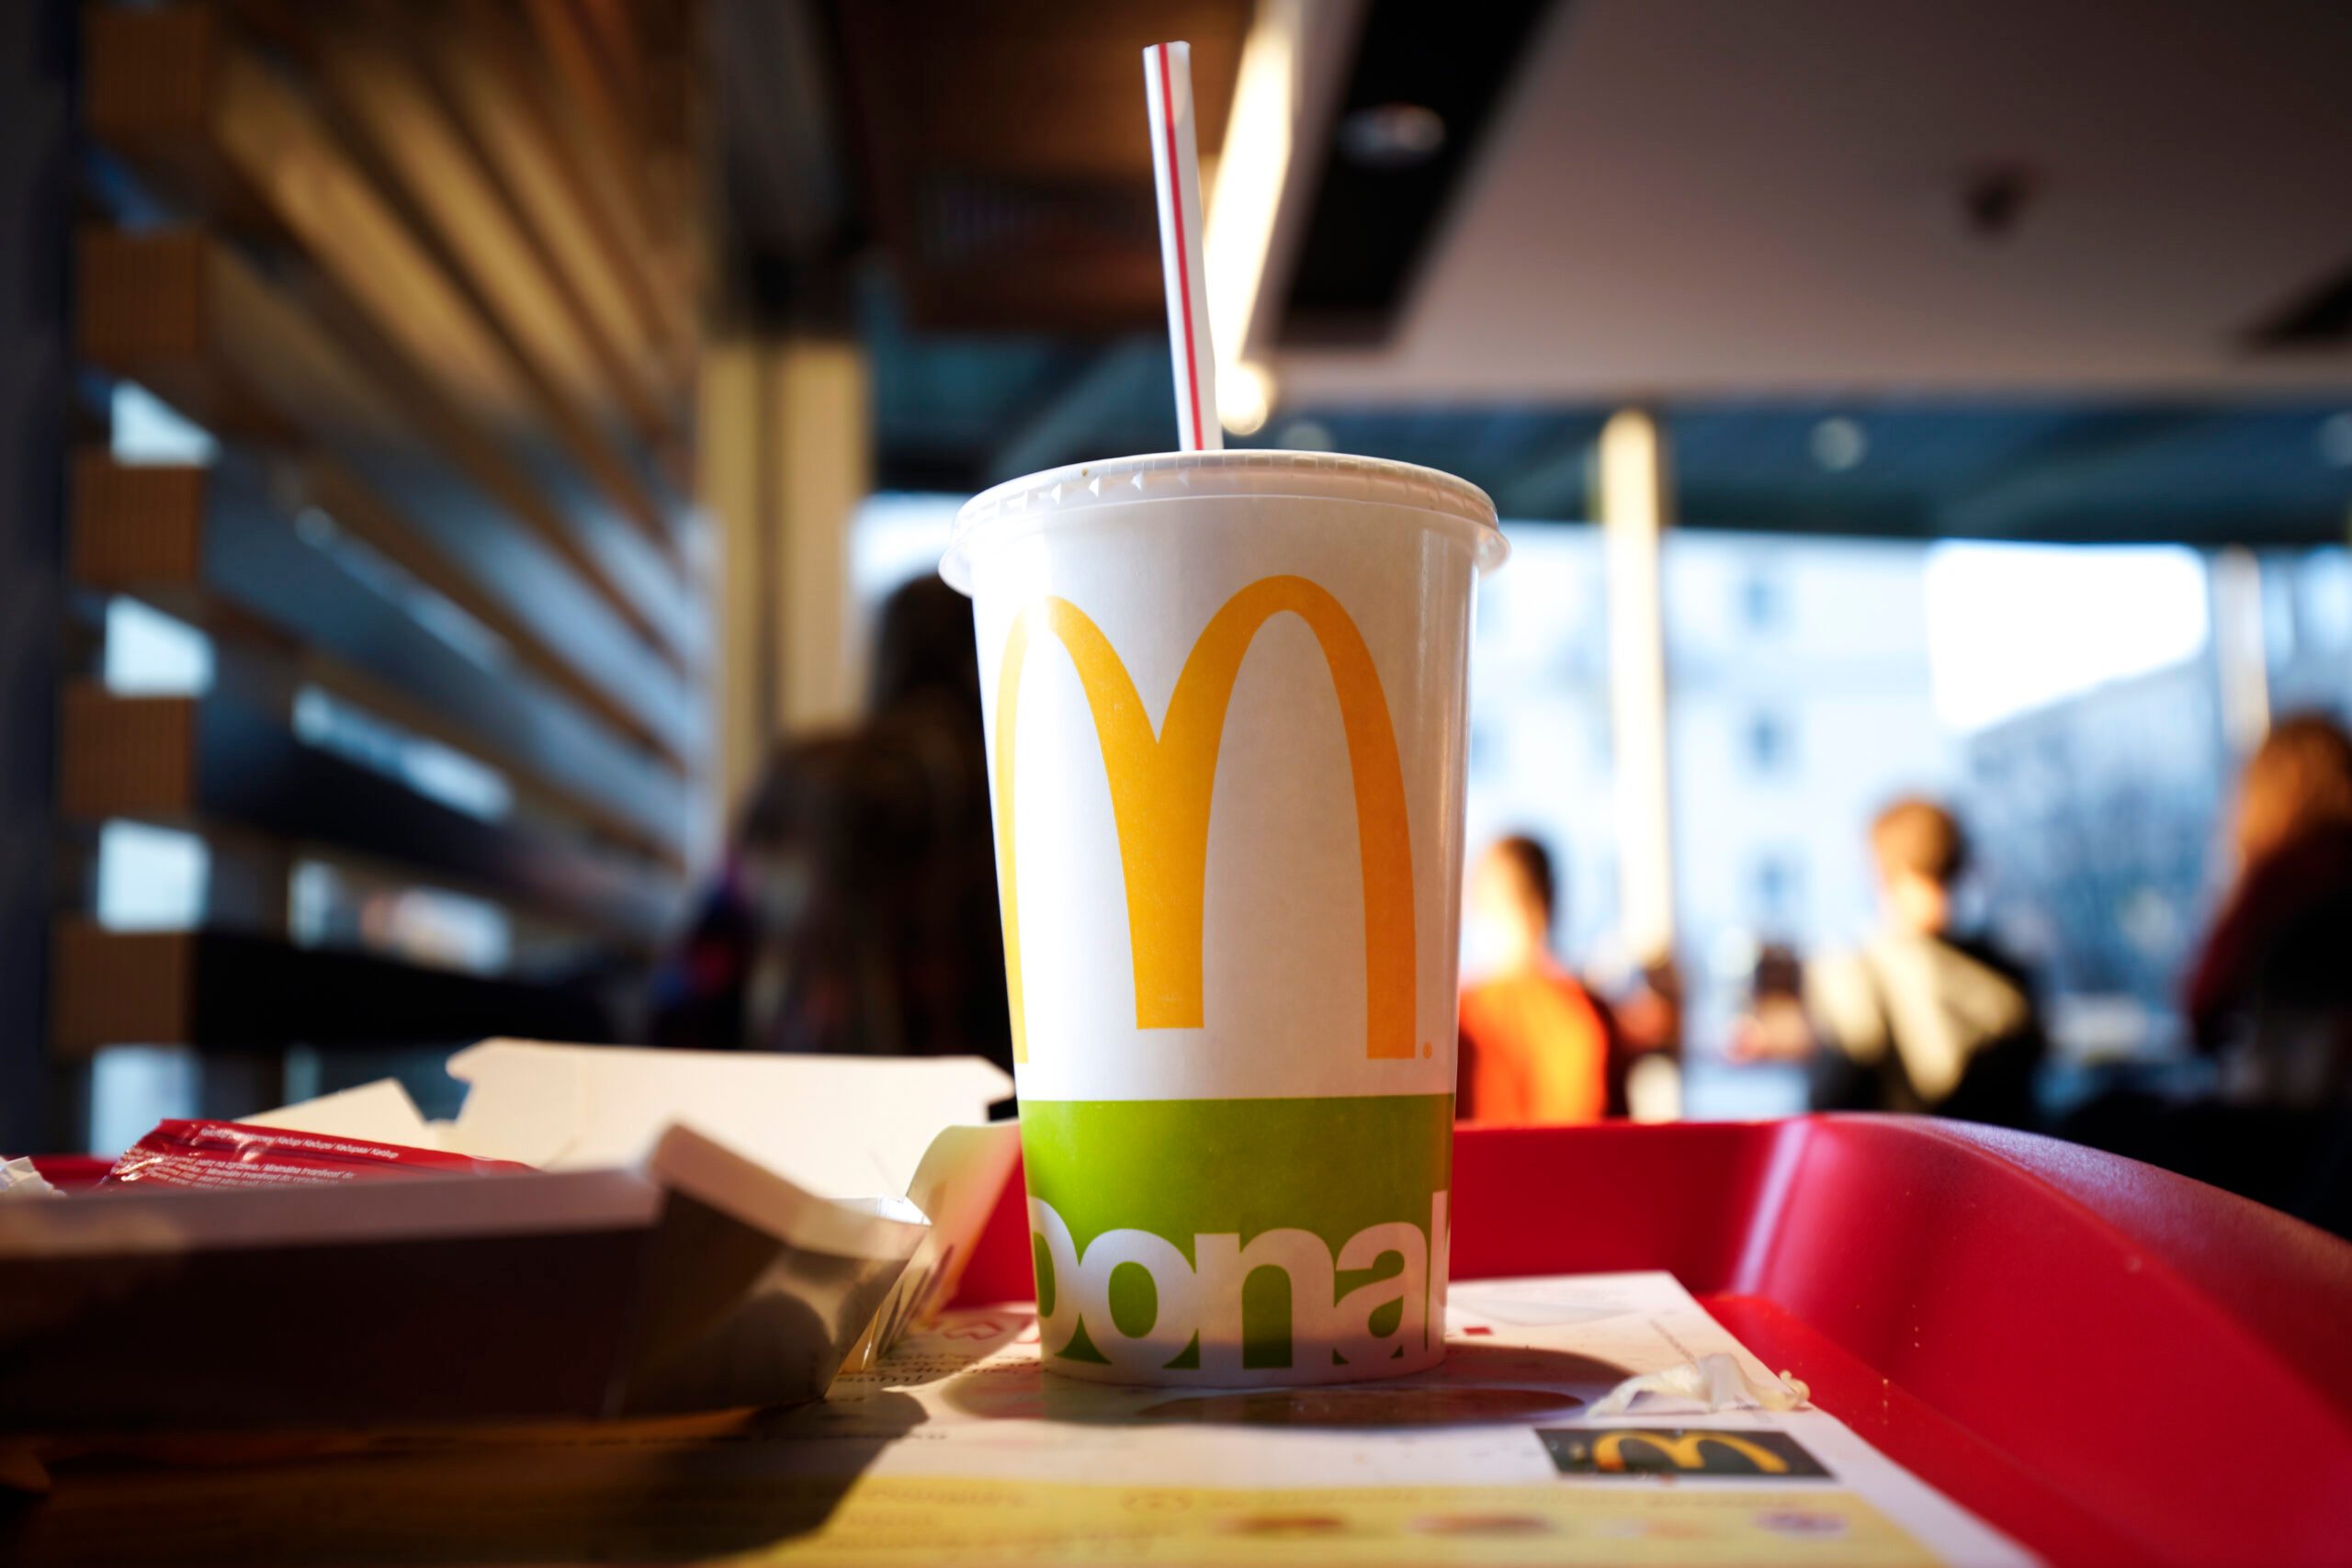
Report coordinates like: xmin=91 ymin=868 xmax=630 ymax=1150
xmin=1279 ymin=0 xmax=2352 ymax=400
xmin=811 ymin=0 xmax=1249 ymax=332
xmin=724 ymin=0 xmax=2352 ymax=543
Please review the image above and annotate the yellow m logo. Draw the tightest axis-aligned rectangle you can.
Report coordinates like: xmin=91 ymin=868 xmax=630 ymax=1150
xmin=991 ymin=576 xmax=1415 ymax=1065
xmin=1591 ymin=1431 xmax=1791 ymax=1474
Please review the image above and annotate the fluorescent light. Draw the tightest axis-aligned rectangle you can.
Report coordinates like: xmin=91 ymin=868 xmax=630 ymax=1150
xmin=1809 ymin=416 xmax=1868 ymax=471
xmin=1204 ymin=0 xmax=1305 ymax=381
xmin=1220 ymin=361 xmax=1273 ymax=436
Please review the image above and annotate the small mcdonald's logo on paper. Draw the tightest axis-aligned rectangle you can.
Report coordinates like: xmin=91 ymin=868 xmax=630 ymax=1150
xmin=1538 ymin=1427 xmax=1830 ymax=1480
xmin=990 ymin=575 xmax=1415 ymax=1065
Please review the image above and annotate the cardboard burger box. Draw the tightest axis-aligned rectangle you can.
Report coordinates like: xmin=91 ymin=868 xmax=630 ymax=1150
xmin=0 ymin=1043 xmax=1017 ymax=1430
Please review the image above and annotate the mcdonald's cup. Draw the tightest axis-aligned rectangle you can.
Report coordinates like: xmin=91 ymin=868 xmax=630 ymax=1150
xmin=944 ymin=452 xmax=1506 ymax=1385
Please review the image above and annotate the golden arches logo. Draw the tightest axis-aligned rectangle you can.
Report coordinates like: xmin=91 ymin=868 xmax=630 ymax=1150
xmin=1591 ymin=1431 xmax=1791 ymax=1474
xmin=991 ymin=575 xmax=1414 ymax=1065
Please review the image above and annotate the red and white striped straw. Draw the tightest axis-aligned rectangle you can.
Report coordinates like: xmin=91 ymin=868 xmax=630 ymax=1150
xmin=1143 ymin=41 xmax=1221 ymax=453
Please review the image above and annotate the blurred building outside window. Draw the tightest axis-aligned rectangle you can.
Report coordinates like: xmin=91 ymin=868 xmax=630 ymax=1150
xmin=96 ymin=820 xmax=207 ymax=931
xmin=288 ymin=862 xmax=514 ymax=977
xmin=108 ymin=380 xmax=217 ymax=467
xmin=1464 ymin=525 xmax=1618 ymax=970
xmin=289 ymin=687 xmax=513 ymax=824
xmin=1744 ymin=710 xmax=1792 ymax=773
xmin=103 ymin=597 xmax=211 ymax=695
xmin=292 ymin=505 xmax=511 ymax=675
xmin=1737 ymin=566 xmax=1784 ymax=632
xmin=1748 ymin=850 xmax=1803 ymax=929
xmin=1477 ymin=525 xmax=2257 ymax=1119
xmin=2265 ymin=547 xmax=2352 ymax=716
xmin=86 ymin=1046 xmax=200 ymax=1159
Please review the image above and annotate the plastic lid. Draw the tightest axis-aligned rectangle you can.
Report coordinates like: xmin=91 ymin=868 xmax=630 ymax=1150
xmin=942 ymin=449 xmax=1506 ymax=592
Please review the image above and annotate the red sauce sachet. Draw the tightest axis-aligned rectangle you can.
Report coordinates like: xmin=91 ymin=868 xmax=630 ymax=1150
xmin=99 ymin=1119 xmax=535 ymax=1190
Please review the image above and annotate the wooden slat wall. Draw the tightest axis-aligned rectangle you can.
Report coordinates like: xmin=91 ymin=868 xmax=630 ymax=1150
xmin=58 ymin=680 xmax=681 ymax=953
xmin=88 ymin=10 xmax=702 ymax=667
xmin=70 ymin=454 xmax=692 ymax=864
xmin=62 ymin=0 xmax=709 ymax=1060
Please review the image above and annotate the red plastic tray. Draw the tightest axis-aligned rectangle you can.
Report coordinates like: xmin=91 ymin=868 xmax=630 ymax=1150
xmin=954 ymin=1115 xmax=2352 ymax=1568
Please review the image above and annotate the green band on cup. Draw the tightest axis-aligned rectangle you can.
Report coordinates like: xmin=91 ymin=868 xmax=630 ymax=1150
xmin=1019 ymin=1094 xmax=1453 ymax=1379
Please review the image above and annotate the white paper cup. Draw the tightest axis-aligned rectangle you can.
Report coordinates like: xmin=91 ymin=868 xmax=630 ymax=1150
xmin=944 ymin=450 xmax=1504 ymax=1384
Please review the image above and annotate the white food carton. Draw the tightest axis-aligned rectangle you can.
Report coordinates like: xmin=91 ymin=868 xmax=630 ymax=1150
xmin=0 ymin=1043 xmax=1016 ymax=1429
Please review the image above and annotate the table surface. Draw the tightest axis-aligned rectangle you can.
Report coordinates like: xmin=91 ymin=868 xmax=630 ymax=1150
xmin=10 ymin=1117 xmax=2352 ymax=1566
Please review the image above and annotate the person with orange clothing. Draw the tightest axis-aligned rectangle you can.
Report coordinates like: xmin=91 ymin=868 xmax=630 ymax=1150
xmin=1456 ymin=835 xmax=1614 ymax=1123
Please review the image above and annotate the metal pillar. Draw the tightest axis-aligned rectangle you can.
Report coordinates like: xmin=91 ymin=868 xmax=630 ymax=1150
xmin=772 ymin=337 xmax=869 ymax=739
xmin=2210 ymin=547 xmax=2271 ymax=759
xmin=1598 ymin=409 xmax=1677 ymax=969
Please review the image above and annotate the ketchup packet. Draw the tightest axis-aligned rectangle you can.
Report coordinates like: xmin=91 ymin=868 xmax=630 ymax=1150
xmin=99 ymin=1119 xmax=537 ymax=1190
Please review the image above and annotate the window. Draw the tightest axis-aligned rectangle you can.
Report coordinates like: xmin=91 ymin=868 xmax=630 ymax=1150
xmin=1738 ymin=568 xmax=1784 ymax=631
xmin=110 ymin=381 xmax=218 ymax=466
xmin=1468 ymin=716 xmax=1501 ymax=776
xmin=1463 ymin=525 xmax=1617 ymax=968
xmin=2268 ymin=548 xmax=2352 ymax=721
xmin=96 ymin=821 xmax=208 ymax=931
xmin=1745 ymin=711 xmax=1792 ymax=773
xmin=1749 ymin=852 xmax=1804 ymax=929
xmin=103 ymin=598 xmax=212 ymax=694
xmin=291 ymin=687 xmax=513 ymax=823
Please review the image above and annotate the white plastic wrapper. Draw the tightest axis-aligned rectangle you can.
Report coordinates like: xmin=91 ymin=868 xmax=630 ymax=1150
xmin=0 ymin=1157 xmax=60 ymax=1200
xmin=1586 ymin=1350 xmax=1813 ymax=1417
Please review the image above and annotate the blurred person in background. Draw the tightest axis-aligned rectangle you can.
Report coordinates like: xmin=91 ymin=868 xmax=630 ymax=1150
xmin=1457 ymin=835 xmax=1615 ymax=1123
xmin=650 ymin=577 xmax=1012 ymax=1068
xmin=2078 ymin=713 xmax=2352 ymax=1235
xmin=1737 ymin=797 xmax=2045 ymax=1128
xmin=2187 ymin=712 xmax=2352 ymax=1105
xmin=1607 ymin=953 xmax=1685 ymax=1121
xmin=2063 ymin=715 xmax=2352 ymax=1236
xmin=1748 ymin=942 xmax=1805 ymax=1028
